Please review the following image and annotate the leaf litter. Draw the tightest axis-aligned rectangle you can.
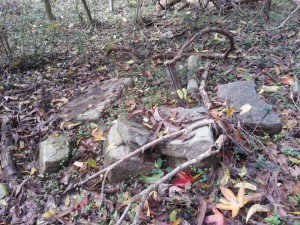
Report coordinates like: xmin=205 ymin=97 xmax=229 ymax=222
xmin=0 ymin=0 xmax=300 ymax=224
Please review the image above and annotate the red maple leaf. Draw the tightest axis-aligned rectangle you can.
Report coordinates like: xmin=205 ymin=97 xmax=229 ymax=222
xmin=171 ymin=170 xmax=194 ymax=189
xmin=76 ymin=197 xmax=89 ymax=211
xmin=205 ymin=208 xmax=227 ymax=225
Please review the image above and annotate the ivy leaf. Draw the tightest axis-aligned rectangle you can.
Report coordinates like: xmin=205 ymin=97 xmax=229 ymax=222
xmin=205 ymin=208 xmax=227 ymax=225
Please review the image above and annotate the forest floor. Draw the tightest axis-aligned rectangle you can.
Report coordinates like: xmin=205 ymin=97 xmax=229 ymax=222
xmin=0 ymin=0 xmax=300 ymax=224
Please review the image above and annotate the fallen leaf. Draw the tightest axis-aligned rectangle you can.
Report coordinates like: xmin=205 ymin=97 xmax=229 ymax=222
xmin=225 ymin=107 xmax=235 ymax=117
xmin=73 ymin=161 xmax=87 ymax=170
xmin=171 ymin=170 xmax=194 ymax=189
xmin=282 ymin=74 xmax=295 ymax=85
xmin=258 ymin=85 xmax=280 ymax=94
xmin=246 ymin=204 xmax=270 ymax=223
xmin=140 ymin=173 xmax=164 ymax=184
xmin=235 ymin=182 xmax=257 ymax=191
xmin=65 ymin=195 xmax=70 ymax=206
xmin=92 ymin=128 xmax=106 ymax=141
xmin=289 ymin=157 xmax=300 ymax=164
xmin=42 ymin=209 xmax=56 ymax=218
xmin=126 ymin=59 xmax=134 ymax=64
xmin=238 ymin=165 xmax=247 ymax=177
xmin=205 ymin=208 xmax=227 ymax=225
xmin=30 ymin=167 xmax=36 ymax=175
xmin=87 ymin=158 xmax=97 ymax=167
xmin=216 ymin=184 xmax=247 ymax=218
xmin=240 ymin=104 xmax=252 ymax=115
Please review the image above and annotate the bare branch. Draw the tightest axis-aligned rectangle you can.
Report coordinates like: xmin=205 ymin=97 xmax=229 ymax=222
xmin=117 ymin=134 xmax=226 ymax=225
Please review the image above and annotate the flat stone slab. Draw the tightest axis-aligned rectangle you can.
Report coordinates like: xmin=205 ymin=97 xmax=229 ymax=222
xmin=63 ymin=78 xmax=132 ymax=121
xmin=39 ymin=134 xmax=71 ymax=174
xmin=217 ymin=80 xmax=282 ymax=135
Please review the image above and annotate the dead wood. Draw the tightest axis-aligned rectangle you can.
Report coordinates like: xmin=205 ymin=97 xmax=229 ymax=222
xmin=164 ymin=27 xmax=234 ymax=65
xmin=63 ymin=118 xmax=214 ymax=194
xmin=105 ymin=27 xmax=234 ymax=62
xmin=275 ymin=5 xmax=300 ymax=29
xmin=116 ymin=134 xmax=226 ymax=225
xmin=262 ymin=0 xmax=272 ymax=21
xmin=1 ymin=116 xmax=18 ymax=188
xmin=105 ymin=45 xmax=147 ymax=59
xmin=199 ymin=67 xmax=211 ymax=109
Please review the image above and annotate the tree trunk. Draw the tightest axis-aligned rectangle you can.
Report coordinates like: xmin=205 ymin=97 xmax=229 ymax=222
xmin=262 ymin=0 xmax=272 ymax=21
xmin=43 ymin=0 xmax=56 ymax=21
xmin=81 ymin=0 xmax=93 ymax=23
xmin=110 ymin=0 xmax=114 ymax=12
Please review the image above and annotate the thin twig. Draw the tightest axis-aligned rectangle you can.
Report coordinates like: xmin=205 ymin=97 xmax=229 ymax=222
xmin=275 ymin=5 xmax=300 ymax=29
xmin=117 ymin=134 xmax=226 ymax=225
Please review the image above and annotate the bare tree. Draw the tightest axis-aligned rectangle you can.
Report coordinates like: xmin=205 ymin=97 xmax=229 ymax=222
xmin=43 ymin=0 xmax=56 ymax=21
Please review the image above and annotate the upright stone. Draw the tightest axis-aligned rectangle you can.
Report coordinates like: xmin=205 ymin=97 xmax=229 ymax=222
xmin=217 ymin=80 xmax=282 ymax=135
xmin=103 ymin=117 xmax=154 ymax=184
xmin=39 ymin=134 xmax=71 ymax=174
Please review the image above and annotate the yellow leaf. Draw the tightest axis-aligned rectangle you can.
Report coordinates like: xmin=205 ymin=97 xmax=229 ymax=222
xmin=62 ymin=121 xmax=80 ymax=129
xmin=89 ymin=122 xmax=98 ymax=129
xmin=259 ymin=85 xmax=280 ymax=94
xmin=19 ymin=141 xmax=25 ymax=149
xmin=246 ymin=204 xmax=270 ymax=223
xmin=42 ymin=209 xmax=55 ymax=218
xmin=225 ymin=107 xmax=235 ymax=117
xmin=220 ymin=169 xmax=230 ymax=186
xmin=289 ymin=211 xmax=300 ymax=215
xmin=30 ymin=167 xmax=36 ymax=176
xmin=176 ymin=89 xmax=184 ymax=99
xmin=65 ymin=195 xmax=70 ymax=206
xmin=0 ymin=200 xmax=7 ymax=206
xmin=92 ymin=128 xmax=106 ymax=141
xmin=143 ymin=123 xmax=153 ymax=129
xmin=289 ymin=157 xmax=300 ymax=164
xmin=216 ymin=184 xmax=247 ymax=218
xmin=238 ymin=165 xmax=247 ymax=177
xmin=240 ymin=104 xmax=252 ymax=115
xmin=235 ymin=182 xmax=257 ymax=191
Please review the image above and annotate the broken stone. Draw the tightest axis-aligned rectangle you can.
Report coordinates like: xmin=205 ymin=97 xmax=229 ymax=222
xmin=39 ymin=134 xmax=71 ymax=174
xmin=117 ymin=115 xmax=152 ymax=150
xmin=63 ymin=78 xmax=132 ymax=121
xmin=157 ymin=107 xmax=214 ymax=160
xmin=217 ymin=80 xmax=282 ymax=135
xmin=103 ymin=117 xmax=154 ymax=184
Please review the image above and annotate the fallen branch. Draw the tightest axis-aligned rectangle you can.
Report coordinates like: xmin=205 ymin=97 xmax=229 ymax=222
xmin=1 ymin=116 xmax=18 ymax=188
xmin=116 ymin=134 xmax=226 ymax=225
xmin=199 ymin=66 xmax=211 ymax=110
xmin=105 ymin=27 xmax=234 ymax=63
xmin=275 ymin=5 xmax=300 ymax=29
xmin=64 ymin=118 xmax=214 ymax=194
xmin=164 ymin=27 xmax=234 ymax=65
